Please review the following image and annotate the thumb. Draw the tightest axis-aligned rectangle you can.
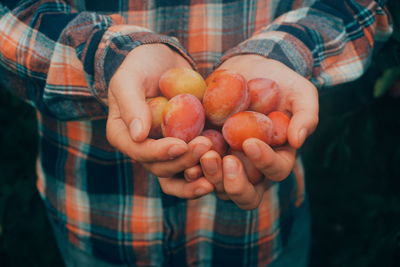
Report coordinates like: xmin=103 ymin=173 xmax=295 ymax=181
xmin=287 ymin=85 xmax=319 ymax=149
xmin=110 ymin=78 xmax=152 ymax=142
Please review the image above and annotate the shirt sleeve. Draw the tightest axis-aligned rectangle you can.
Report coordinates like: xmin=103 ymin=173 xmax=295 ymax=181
xmin=220 ymin=0 xmax=393 ymax=89
xmin=0 ymin=0 xmax=194 ymax=120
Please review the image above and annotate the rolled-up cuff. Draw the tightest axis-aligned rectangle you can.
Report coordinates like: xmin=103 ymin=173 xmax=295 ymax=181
xmin=93 ymin=24 xmax=195 ymax=106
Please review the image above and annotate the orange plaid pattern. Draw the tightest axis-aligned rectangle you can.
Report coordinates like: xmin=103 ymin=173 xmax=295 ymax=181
xmin=0 ymin=0 xmax=392 ymax=265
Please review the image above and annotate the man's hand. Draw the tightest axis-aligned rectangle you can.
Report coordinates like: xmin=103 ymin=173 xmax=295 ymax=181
xmin=106 ymin=44 xmax=213 ymax=198
xmin=199 ymin=55 xmax=319 ymax=209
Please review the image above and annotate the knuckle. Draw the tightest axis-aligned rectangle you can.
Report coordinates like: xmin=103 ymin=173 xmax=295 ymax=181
xmin=226 ymin=185 xmax=245 ymax=197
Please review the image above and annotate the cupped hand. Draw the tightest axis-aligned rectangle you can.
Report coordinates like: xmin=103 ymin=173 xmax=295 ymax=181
xmin=199 ymin=55 xmax=319 ymax=209
xmin=106 ymin=44 xmax=213 ymax=198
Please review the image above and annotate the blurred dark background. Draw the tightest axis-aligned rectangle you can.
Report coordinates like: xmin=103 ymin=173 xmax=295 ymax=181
xmin=1 ymin=3 xmax=400 ymax=266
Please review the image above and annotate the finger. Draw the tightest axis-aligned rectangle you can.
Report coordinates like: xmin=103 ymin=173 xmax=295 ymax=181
xmin=184 ymin=165 xmax=203 ymax=182
xmin=143 ymin=136 xmax=212 ymax=177
xmin=158 ymin=176 xmax=214 ymax=199
xmin=230 ymin=150 xmax=263 ymax=185
xmin=108 ymin=126 xmax=188 ymax=162
xmin=222 ymin=156 xmax=263 ymax=210
xmin=107 ymin=99 xmax=188 ymax=161
xmin=286 ymin=84 xmax=319 ymax=149
xmin=109 ymin=74 xmax=152 ymax=142
xmin=242 ymin=138 xmax=296 ymax=182
xmin=200 ymin=150 xmax=225 ymax=194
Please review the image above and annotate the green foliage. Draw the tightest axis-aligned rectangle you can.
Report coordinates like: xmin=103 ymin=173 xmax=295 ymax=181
xmin=373 ymin=66 xmax=400 ymax=97
xmin=373 ymin=0 xmax=400 ymax=98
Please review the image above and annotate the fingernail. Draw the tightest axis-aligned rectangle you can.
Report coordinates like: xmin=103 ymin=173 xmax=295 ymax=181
xmin=129 ymin=119 xmax=143 ymax=141
xmin=224 ymin=157 xmax=237 ymax=179
xmin=168 ymin=145 xmax=187 ymax=158
xmin=202 ymin=158 xmax=218 ymax=175
xmin=194 ymin=188 xmax=206 ymax=197
xmin=244 ymin=140 xmax=261 ymax=159
xmin=193 ymin=144 xmax=209 ymax=158
xmin=298 ymin=128 xmax=307 ymax=147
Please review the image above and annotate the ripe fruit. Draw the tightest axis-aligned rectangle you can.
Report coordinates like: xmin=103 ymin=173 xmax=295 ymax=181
xmin=201 ymin=129 xmax=228 ymax=156
xmin=161 ymin=94 xmax=205 ymax=143
xmin=155 ymin=68 xmax=290 ymax=156
xmin=205 ymin=69 xmax=227 ymax=85
xmin=159 ymin=68 xmax=207 ymax=100
xmin=222 ymin=111 xmax=273 ymax=151
xmin=248 ymin=78 xmax=280 ymax=114
xmin=147 ymin=96 xmax=169 ymax=139
xmin=268 ymin=111 xmax=290 ymax=146
xmin=203 ymin=71 xmax=250 ymax=126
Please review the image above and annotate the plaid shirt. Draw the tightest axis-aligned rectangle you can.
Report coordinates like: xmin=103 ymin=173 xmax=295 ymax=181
xmin=0 ymin=0 xmax=392 ymax=266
